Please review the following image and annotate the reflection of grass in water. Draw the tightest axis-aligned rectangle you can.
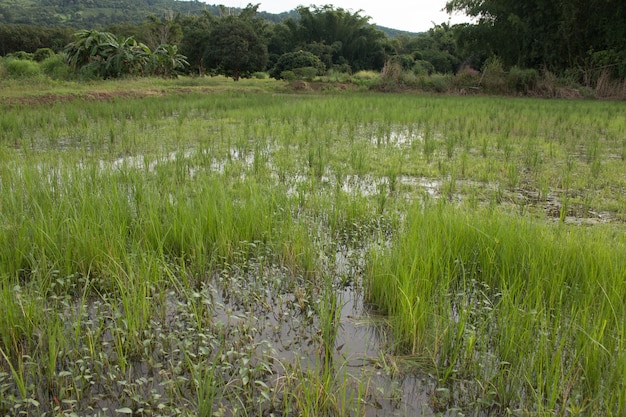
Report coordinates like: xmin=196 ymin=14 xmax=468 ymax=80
xmin=367 ymin=201 xmax=626 ymax=414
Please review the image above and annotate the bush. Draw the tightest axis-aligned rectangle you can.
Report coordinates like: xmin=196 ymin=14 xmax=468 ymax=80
xmin=40 ymin=54 xmax=72 ymax=80
xmin=412 ymin=60 xmax=435 ymax=76
xmin=349 ymin=70 xmax=379 ymax=88
xmin=419 ymin=74 xmax=452 ymax=93
xmin=34 ymin=48 xmax=56 ymax=62
xmin=280 ymin=70 xmax=296 ymax=81
xmin=351 ymin=70 xmax=379 ymax=80
xmin=292 ymin=66 xmax=318 ymax=81
xmin=0 ymin=60 xmax=7 ymax=79
xmin=252 ymin=71 xmax=268 ymax=79
xmin=271 ymin=50 xmax=325 ymax=79
xmin=378 ymin=60 xmax=403 ymax=90
xmin=7 ymin=51 xmax=34 ymax=60
xmin=507 ymin=66 xmax=539 ymax=94
xmin=481 ymin=56 xmax=507 ymax=93
xmin=5 ymin=59 xmax=40 ymax=78
xmin=322 ymin=68 xmax=350 ymax=82
xmin=389 ymin=54 xmax=415 ymax=71
xmin=331 ymin=63 xmax=351 ymax=74
xmin=453 ymin=66 xmax=481 ymax=90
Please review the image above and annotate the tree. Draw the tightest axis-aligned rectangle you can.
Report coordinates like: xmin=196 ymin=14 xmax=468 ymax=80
xmin=145 ymin=13 xmax=183 ymax=49
xmin=283 ymin=6 xmax=387 ymax=72
xmin=204 ymin=15 xmax=268 ymax=80
xmin=0 ymin=24 xmax=73 ymax=56
xmin=396 ymin=23 xmax=462 ymax=74
xmin=266 ymin=22 xmax=295 ymax=68
xmin=270 ymin=50 xmax=325 ymax=79
xmin=177 ymin=11 xmax=217 ymax=75
xmin=446 ymin=0 xmax=626 ymax=79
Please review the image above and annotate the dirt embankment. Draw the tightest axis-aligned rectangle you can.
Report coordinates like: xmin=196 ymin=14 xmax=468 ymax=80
xmin=2 ymin=89 xmax=171 ymax=107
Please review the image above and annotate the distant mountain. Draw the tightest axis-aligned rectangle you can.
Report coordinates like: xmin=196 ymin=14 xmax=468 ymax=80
xmin=0 ymin=0 xmax=414 ymax=36
xmin=0 ymin=0 xmax=227 ymax=28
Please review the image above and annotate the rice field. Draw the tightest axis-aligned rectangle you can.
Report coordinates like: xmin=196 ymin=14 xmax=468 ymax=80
xmin=0 ymin=78 xmax=625 ymax=416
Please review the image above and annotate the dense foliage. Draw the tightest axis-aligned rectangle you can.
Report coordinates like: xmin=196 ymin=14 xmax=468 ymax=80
xmin=0 ymin=0 xmax=225 ymax=28
xmin=280 ymin=5 xmax=387 ymax=72
xmin=0 ymin=24 xmax=73 ymax=55
xmin=446 ymin=0 xmax=626 ymax=79
xmin=64 ymin=29 xmax=187 ymax=78
xmin=204 ymin=15 xmax=268 ymax=81
xmin=269 ymin=50 xmax=326 ymax=80
xmin=1 ymin=0 xmax=624 ymax=87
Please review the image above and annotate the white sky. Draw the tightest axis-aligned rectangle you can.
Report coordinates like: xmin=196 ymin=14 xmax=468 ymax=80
xmin=211 ymin=1 xmax=472 ymax=33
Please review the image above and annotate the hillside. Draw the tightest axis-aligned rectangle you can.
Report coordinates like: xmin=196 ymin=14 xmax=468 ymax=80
xmin=0 ymin=0 xmax=411 ymax=36
xmin=0 ymin=0 xmax=296 ymax=28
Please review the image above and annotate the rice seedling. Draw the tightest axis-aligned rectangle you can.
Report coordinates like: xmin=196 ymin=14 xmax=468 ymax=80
xmin=1 ymin=79 xmax=626 ymax=415
xmin=367 ymin=201 xmax=626 ymax=414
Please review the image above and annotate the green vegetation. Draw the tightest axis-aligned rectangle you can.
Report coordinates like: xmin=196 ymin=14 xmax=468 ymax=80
xmin=446 ymin=0 xmax=626 ymax=79
xmin=270 ymin=50 xmax=326 ymax=80
xmin=0 ymin=0 xmax=228 ymax=28
xmin=203 ymin=13 xmax=268 ymax=81
xmin=367 ymin=204 xmax=626 ymax=414
xmin=0 ymin=79 xmax=625 ymax=415
xmin=63 ymin=29 xmax=187 ymax=78
xmin=2 ymin=0 xmax=625 ymax=93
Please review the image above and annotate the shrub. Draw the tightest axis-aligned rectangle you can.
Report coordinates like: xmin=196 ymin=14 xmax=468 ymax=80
xmin=0 ymin=60 xmax=7 ymax=79
xmin=280 ymin=70 xmax=296 ymax=81
xmin=389 ymin=54 xmax=415 ymax=71
xmin=419 ymin=74 xmax=452 ymax=93
xmin=481 ymin=56 xmax=507 ymax=93
xmin=534 ymin=70 xmax=566 ymax=98
xmin=378 ymin=59 xmax=403 ymax=90
xmin=331 ymin=63 xmax=351 ymax=74
xmin=7 ymin=51 xmax=34 ymax=60
xmin=292 ymin=66 xmax=318 ymax=81
xmin=349 ymin=70 xmax=380 ymax=88
xmin=40 ymin=54 xmax=72 ymax=80
xmin=594 ymin=69 xmax=626 ymax=99
xmin=252 ymin=71 xmax=268 ymax=79
xmin=453 ymin=66 xmax=481 ymax=90
xmin=271 ymin=50 xmax=325 ymax=79
xmin=351 ymin=70 xmax=379 ymax=80
xmin=412 ymin=60 xmax=435 ymax=76
xmin=323 ymin=68 xmax=350 ymax=82
xmin=5 ymin=59 xmax=40 ymax=78
xmin=507 ymin=66 xmax=539 ymax=94
xmin=33 ymin=48 xmax=56 ymax=62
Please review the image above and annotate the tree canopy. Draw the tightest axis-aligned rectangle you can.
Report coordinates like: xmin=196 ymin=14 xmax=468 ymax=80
xmin=2 ymin=0 xmax=624 ymax=85
xmin=278 ymin=5 xmax=388 ymax=72
xmin=204 ymin=12 xmax=268 ymax=81
xmin=446 ymin=0 xmax=626 ymax=78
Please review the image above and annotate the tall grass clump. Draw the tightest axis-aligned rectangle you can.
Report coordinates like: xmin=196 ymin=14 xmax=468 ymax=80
xmin=366 ymin=201 xmax=626 ymax=414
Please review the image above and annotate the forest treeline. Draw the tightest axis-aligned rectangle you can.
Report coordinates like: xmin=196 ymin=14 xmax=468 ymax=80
xmin=1 ymin=0 xmax=624 ymax=94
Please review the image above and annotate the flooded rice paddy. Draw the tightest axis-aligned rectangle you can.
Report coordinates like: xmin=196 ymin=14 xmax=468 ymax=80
xmin=1 ymin=90 xmax=625 ymax=416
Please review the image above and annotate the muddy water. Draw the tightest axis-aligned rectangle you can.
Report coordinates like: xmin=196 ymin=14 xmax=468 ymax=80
xmin=204 ymin=258 xmax=443 ymax=416
xmin=54 ymin=145 xmax=613 ymax=415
